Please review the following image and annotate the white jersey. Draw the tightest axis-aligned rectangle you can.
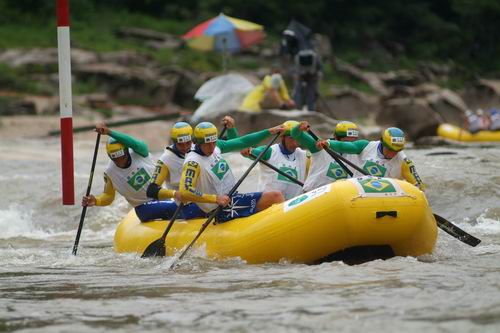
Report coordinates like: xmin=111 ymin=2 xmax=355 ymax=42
xmin=259 ymin=144 xmax=307 ymax=200
xmin=303 ymin=149 xmax=361 ymax=192
xmin=184 ymin=146 xmax=236 ymax=212
xmin=358 ymin=141 xmax=407 ymax=179
xmin=104 ymin=149 xmax=155 ymax=207
xmin=157 ymin=146 xmax=185 ymax=189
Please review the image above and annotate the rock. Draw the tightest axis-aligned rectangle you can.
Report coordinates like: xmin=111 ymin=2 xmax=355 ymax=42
xmin=115 ymin=27 xmax=182 ymax=49
xmin=199 ymin=109 xmax=338 ymax=138
xmin=319 ymin=87 xmax=380 ymax=120
xmin=333 ymin=57 xmax=389 ymax=96
xmin=0 ymin=48 xmax=97 ymax=68
xmin=376 ymin=97 xmax=441 ymax=139
xmin=426 ymin=89 xmax=467 ymax=125
xmin=378 ymin=70 xmax=421 ymax=87
xmin=74 ymin=63 xmax=179 ymax=107
xmin=0 ymin=96 xmax=36 ymax=115
xmin=461 ymin=79 xmax=500 ymax=110
xmin=99 ymin=51 xmax=152 ymax=66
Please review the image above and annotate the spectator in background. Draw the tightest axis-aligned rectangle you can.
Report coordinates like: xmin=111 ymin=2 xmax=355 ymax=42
xmin=292 ymin=49 xmax=323 ymax=111
xmin=239 ymin=67 xmax=295 ymax=112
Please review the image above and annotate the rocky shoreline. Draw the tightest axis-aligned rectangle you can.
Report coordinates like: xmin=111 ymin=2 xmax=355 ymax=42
xmin=1 ymin=27 xmax=500 ymax=142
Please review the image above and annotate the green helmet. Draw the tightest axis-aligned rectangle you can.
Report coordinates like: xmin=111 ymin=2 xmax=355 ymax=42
xmin=194 ymin=122 xmax=218 ymax=144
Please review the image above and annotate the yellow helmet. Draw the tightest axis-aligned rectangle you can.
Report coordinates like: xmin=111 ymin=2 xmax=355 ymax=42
xmin=106 ymin=138 xmax=127 ymax=159
xmin=194 ymin=122 xmax=218 ymax=144
xmin=170 ymin=122 xmax=193 ymax=143
xmin=381 ymin=127 xmax=405 ymax=151
xmin=334 ymin=121 xmax=359 ymax=139
xmin=282 ymin=120 xmax=300 ymax=136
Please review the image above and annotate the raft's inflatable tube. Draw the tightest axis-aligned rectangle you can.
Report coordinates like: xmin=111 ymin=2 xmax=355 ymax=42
xmin=437 ymin=123 xmax=500 ymax=142
xmin=114 ymin=177 xmax=437 ymax=264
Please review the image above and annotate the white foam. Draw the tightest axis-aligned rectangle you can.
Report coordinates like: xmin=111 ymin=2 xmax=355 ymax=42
xmin=474 ymin=214 xmax=500 ymax=233
xmin=0 ymin=205 xmax=53 ymax=239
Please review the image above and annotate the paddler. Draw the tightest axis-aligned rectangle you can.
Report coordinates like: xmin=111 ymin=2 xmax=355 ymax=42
xmin=291 ymin=120 xmax=362 ymax=191
xmin=178 ymin=122 xmax=285 ymax=223
xmin=240 ymin=120 xmax=309 ymax=200
xmin=293 ymin=123 xmax=425 ymax=190
xmin=81 ymin=123 xmax=180 ymax=222
xmin=146 ymin=117 xmax=239 ymax=220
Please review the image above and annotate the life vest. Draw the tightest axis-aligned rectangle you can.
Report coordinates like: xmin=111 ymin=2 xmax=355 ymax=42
xmin=157 ymin=146 xmax=186 ymax=190
xmin=259 ymin=144 xmax=307 ymax=200
xmin=303 ymin=149 xmax=361 ymax=192
xmin=184 ymin=146 xmax=236 ymax=212
xmin=358 ymin=141 xmax=407 ymax=179
xmin=104 ymin=149 xmax=155 ymax=207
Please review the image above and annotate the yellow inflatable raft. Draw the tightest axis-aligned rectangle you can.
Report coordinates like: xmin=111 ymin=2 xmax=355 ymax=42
xmin=437 ymin=123 xmax=500 ymax=142
xmin=114 ymin=177 xmax=437 ymax=264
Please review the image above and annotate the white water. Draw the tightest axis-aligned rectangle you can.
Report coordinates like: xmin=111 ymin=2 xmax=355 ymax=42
xmin=1 ymin=137 xmax=500 ymax=332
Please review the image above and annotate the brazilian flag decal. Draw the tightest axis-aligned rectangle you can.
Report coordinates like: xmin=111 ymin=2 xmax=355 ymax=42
xmin=211 ymin=158 xmax=229 ymax=180
xmin=326 ymin=162 xmax=348 ymax=180
xmin=127 ymin=168 xmax=151 ymax=191
xmin=277 ymin=166 xmax=298 ymax=183
xmin=358 ymin=178 xmax=396 ymax=193
xmin=363 ymin=161 xmax=387 ymax=177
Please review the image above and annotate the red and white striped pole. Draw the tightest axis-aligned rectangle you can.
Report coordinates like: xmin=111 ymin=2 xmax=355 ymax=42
xmin=56 ymin=0 xmax=75 ymax=205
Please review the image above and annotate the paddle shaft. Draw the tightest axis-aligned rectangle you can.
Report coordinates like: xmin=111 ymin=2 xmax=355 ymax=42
xmin=175 ymin=132 xmax=281 ymax=263
xmin=308 ymin=129 xmax=481 ymax=247
xmin=307 ymin=130 xmax=356 ymax=177
xmin=72 ymin=133 xmax=101 ymax=255
xmin=219 ymin=125 xmax=227 ymax=140
xmin=249 ymin=152 xmax=304 ymax=186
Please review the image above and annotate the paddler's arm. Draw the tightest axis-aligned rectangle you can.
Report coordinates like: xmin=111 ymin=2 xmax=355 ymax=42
xmin=108 ymin=129 xmax=149 ymax=157
xmin=178 ymin=161 xmax=217 ymax=204
xmin=82 ymin=173 xmax=116 ymax=207
xmin=146 ymin=160 xmax=177 ymax=200
xmin=401 ymin=157 xmax=426 ymax=191
xmin=291 ymin=122 xmax=321 ymax=153
xmin=217 ymin=128 xmax=277 ymax=153
xmin=327 ymin=140 xmax=370 ymax=154
xmin=244 ymin=145 xmax=272 ymax=161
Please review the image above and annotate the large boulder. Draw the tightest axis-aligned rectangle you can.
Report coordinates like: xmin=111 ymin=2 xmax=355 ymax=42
xmin=461 ymin=79 xmax=500 ymax=110
xmin=426 ymin=89 xmax=467 ymax=126
xmin=376 ymin=97 xmax=441 ymax=140
xmin=74 ymin=63 xmax=179 ymax=107
xmin=319 ymin=87 xmax=379 ymax=120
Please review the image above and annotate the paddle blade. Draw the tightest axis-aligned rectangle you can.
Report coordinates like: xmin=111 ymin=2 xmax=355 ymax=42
xmin=434 ymin=214 xmax=481 ymax=247
xmin=141 ymin=238 xmax=166 ymax=258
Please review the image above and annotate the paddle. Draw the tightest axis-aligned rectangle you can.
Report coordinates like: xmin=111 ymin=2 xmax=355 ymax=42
xmin=170 ymin=132 xmax=282 ymax=268
xmin=72 ymin=133 xmax=101 ymax=255
xmin=307 ymin=129 xmax=481 ymax=247
xmin=141 ymin=203 xmax=184 ymax=258
xmin=219 ymin=125 xmax=227 ymax=140
xmin=141 ymin=124 xmax=228 ymax=258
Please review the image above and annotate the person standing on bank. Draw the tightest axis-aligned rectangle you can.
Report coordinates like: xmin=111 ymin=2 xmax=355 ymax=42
xmin=292 ymin=49 xmax=323 ymax=111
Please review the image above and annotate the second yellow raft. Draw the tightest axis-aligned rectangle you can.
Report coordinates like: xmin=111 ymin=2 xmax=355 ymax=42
xmin=114 ymin=176 xmax=437 ymax=264
xmin=437 ymin=123 xmax=500 ymax=142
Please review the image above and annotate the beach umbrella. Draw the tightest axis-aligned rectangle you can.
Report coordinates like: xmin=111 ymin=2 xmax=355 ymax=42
xmin=183 ymin=13 xmax=264 ymax=71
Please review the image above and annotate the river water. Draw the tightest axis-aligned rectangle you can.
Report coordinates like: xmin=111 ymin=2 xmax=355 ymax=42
xmin=1 ymin=135 xmax=499 ymax=332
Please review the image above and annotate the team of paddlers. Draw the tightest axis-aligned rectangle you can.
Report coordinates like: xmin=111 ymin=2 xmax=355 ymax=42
xmin=82 ymin=117 xmax=425 ymax=223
